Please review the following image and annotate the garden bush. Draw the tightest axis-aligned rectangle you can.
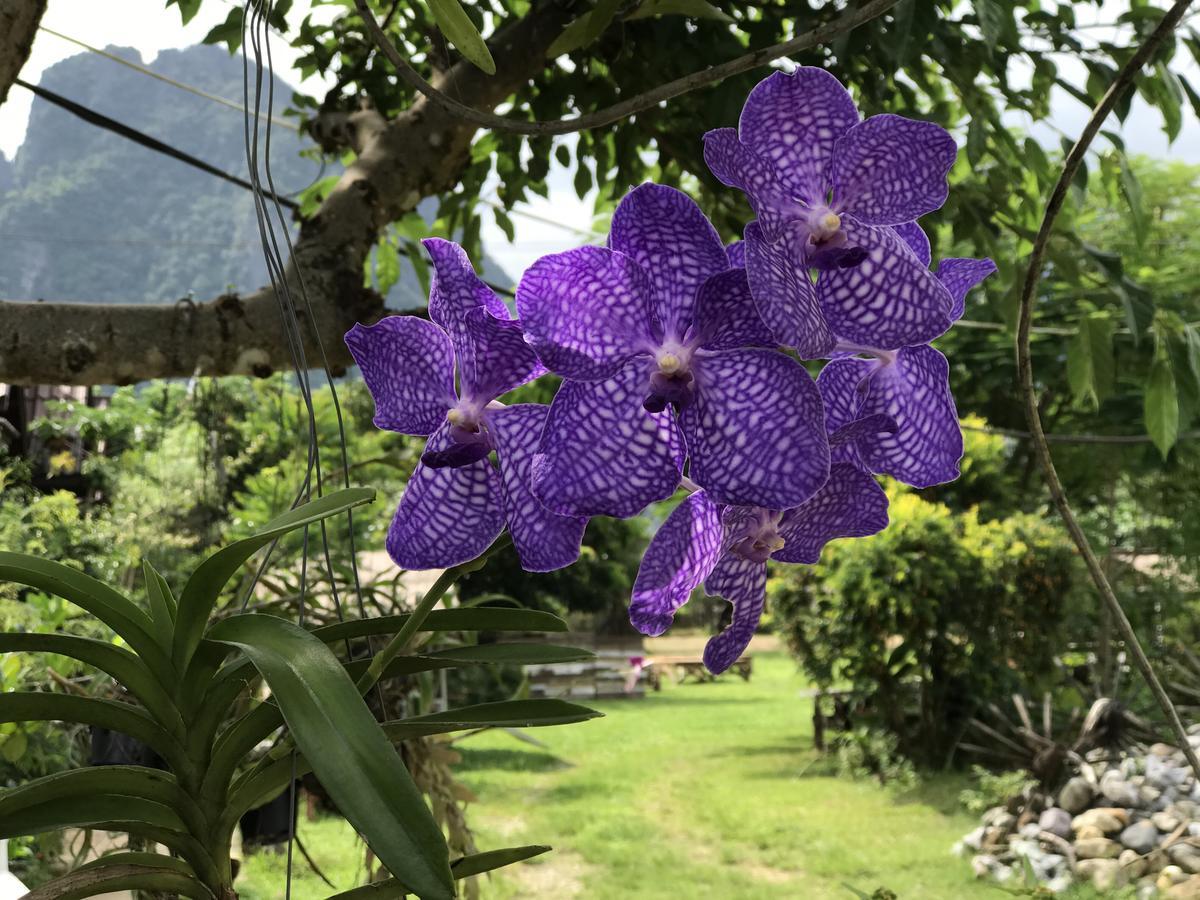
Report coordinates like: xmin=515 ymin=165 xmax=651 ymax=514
xmin=771 ymin=482 xmax=1080 ymax=767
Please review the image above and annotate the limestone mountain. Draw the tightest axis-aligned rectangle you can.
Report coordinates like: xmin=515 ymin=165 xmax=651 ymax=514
xmin=0 ymin=44 xmax=507 ymax=309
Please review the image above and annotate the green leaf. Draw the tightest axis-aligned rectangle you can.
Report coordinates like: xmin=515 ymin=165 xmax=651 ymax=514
xmin=626 ymin=0 xmax=734 ymax=22
xmin=374 ymin=241 xmax=401 ymax=295
xmin=1118 ymin=155 xmax=1149 ymax=247
xmin=0 ymin=553 xmax=172 ymax=684
xmin=207 ymin=614 xmax=454 ymax=900
xmin=0 ymin=794 xmax=187 ymax=845
xmin=966 ymin=116 xmax=986 ymax=167
xmin=1067 ymin=315 xmax=1115 ymax=409
xmin=424 ymin=643 xmax=594 ymax=664
xmin=426 ymin=0 xmax=496 ymax=75
xmin=0 ymin=693 xmax=188 ymax=774
xmin=549 ymin=0 xmax=624 ymax=57
xmin=1 ymin=732 xmax=26 ymax=763
xmin=20 ymin=863 xmax=214 ymax=900
xmin=327 ymin=846 xmax=550 ymax=899
xmin=167 ymin=0 xmax=203 ymax=25
xmin=383 ymin=698 xmax=601 ymax=740
xmin=143 ymin=560 xmax=177 ymax=652
xmin=312 ymin=607 xmax=569 ymax=645
xmin=1185 ymin=325 xmax=1200 ymax=385
xmin=173 ymin=487 xmax=374 ymax=672
xmin=1146 ymin=356 xmax=1180 ymax=459
xmin=203 ymin=8 xmax=244 ymax=54
xmin=0 ymin=633 xmax=181 ymax=732
xmin=77 ymin=852 xmax=194 ymax=876
xmin=976 ymin=0 xmax=1013 ymax=50
xmin=1080 ymin=242 xmax=1154 ymax=340
xmin=0 ymin=766 xmax=203 ymax=834
xmin=209 ymin=645 xmax=595 ymax=778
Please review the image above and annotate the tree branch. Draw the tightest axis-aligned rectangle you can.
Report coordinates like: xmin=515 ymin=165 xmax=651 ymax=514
xmin=355 ymin=0 xmax=900 ymax=136
xmin=0 ymin=0 xmax=578 ymax=385
xmin=0 ymin=0 xmax=47 ymax=107
xmin=1016 ymin=0 xmax=1200 ymax=780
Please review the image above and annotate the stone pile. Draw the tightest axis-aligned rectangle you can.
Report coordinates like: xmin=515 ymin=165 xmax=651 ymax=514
xmin=955 ymin=732 xmax=1200 ymax=897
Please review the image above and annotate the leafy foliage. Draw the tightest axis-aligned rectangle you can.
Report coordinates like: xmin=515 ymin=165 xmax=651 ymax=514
xmin=0 ymin=491 xmax=600 ymax=897
xmin=770 ymin=479 xmax=1080 ymax=766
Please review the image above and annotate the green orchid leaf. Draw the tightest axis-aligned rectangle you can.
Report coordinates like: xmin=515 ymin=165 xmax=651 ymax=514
xmin=0 ymin=766 xmax=197 ymax=828
xmin=173 ymin=487 xmax=374 ymax=672
xmin=0 ymin=692 xmax=188 ymax=774
xmin=0 ymin=552 xmax=173 ymax=684
xmin=383 ymin=698 xmax=602 ymax=740
xmin=20 ymin=863 xmax=214 ymax=900
xmin=311 ymin=607 xmax=570 ymax=644
xmin=327 ymin=845 xmax=552 ymax=898
xmin=207 ymin=613 xmax=454 ymax=900
xmin=144 ymin=559 xmax=177 ymax=652
xmin=0 ymin=633 xmax=181 ymax=732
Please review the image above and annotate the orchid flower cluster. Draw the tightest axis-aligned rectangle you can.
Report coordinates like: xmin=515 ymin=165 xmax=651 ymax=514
xmin=346 ymin=67 xmax=996 ymax=673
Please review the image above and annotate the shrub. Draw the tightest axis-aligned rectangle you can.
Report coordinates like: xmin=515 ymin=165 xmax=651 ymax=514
xmin=771 ymin=488 xmax=1079 ymax=766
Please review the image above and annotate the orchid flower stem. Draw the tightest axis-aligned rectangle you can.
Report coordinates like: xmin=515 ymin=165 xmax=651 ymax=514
xmin=355 ymin=534 xmax=514 ymax=695
xmin=1016 ymin=0 xmax=1200 ymax=779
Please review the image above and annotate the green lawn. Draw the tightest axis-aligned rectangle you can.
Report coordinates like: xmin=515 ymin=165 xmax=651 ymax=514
xmin=240 ymin=650 xmax=1004 ymax=899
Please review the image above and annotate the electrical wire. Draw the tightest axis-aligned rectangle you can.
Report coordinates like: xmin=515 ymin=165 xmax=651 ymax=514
xmin=13 ymin=76 xmax=300 ymax=212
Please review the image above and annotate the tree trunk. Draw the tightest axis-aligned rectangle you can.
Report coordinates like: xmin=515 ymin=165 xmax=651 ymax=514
xmin=0 ymin=0 xmax=46 ymax=108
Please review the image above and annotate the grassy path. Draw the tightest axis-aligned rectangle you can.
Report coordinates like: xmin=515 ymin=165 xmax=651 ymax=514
xmin=239 ymin=651 xmax=1003 ymax=898
xmin=455 ymin=650 xmax=991 ymax=899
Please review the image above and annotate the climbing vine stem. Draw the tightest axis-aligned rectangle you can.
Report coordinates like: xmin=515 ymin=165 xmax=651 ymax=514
xmin=1016 ymin=0 xmax=1200 ymax=778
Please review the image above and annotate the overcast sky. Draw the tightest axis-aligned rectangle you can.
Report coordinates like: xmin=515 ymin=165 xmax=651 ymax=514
xmin=1 ymin=0 xmax=1195 ymax=277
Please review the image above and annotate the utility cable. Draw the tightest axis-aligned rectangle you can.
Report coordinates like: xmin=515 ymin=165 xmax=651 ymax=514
xmin=13 ymin=77 xmax=300 ymax=212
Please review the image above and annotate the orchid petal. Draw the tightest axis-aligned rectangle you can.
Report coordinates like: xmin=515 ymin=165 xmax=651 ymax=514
xmin=829 ymin=412 xmax=897 ymax=451
xmin=609 ymin=183 xmax=728 ymax=336
xmin=831 ymin=114 xmax=957 ymax=226
xmin=738 ymin=67 xmax=859 ymax=206
xmin=745 ymin=221 xmax=834 ymax=358
xmin=726 ymin=241 xmax=746 ymax=268
xmin=629 ymin=491 xmax=723 ymax=637
xmin=702 ymin=554 xmax=766 ymax=674
xmin=386 ymin=422 xmax=504 ymax=570
xmin=817 ymin=216 xmax=953 ymax=349
xmin=858 ymin=345 xmax=962 ymax=487
xmin=936 ymin=257 xmax=997 ymax=321
xmin=817 ymin=357 xmax=873 ymax=468
xmin=532 ymin=361 xmax=685 ymax=518
xmin=703 ymin=128 xmax=794 ymax=239
xmin=516 ymin=246 xmax=658 ymax=382
xmin=345 ymin=316 xmax=456 ymax=436
xmin=488 ymin=404 xmax=587 ymax=573
xmin=681 ymin=348 xmax=829 ymax=509
xmin=423 ymin=238 xmax=511 ymax=347
xmin=693 ymin=268 xmax=776 ymax=352
xmin=773 ymin=463 xmax=889 ymax=564
xmin=892 ymin=221 xmax=931 ymax=266
xmin=460 ymin=307 xmax=546 ymax=402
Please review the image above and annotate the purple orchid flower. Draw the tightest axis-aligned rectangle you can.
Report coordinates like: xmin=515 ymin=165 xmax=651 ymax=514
xmin=702 ymin=67 xmax=958 ymax=356
xmin=817 ymin=232 xmax=997 ymax=487
xmin=345 ymin=239 xmax=586 ymax=572
xmin=629 ymin=459 xmax=890 ymax=673
xmin=516 ymin=183 xmax=830 ymax=518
